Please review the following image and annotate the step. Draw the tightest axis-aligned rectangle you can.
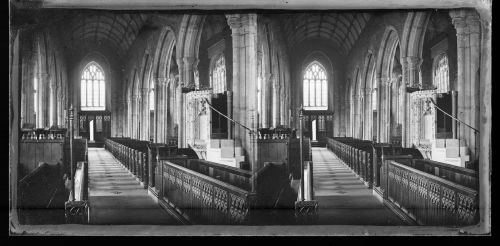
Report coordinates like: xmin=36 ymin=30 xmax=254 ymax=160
xmin=208 ymin=139 xmax=241 ymax=148
xmin=437 ymin=156 xmax=470 ymax=167
xmin=205 ymin=155 xmax=245 ymax=168
xmin=433 ymin=139 xmax=466 ymax=148
xmin=206 ymin=147 xmax=243 ymax=157
xmin=445 ymin=146 xmax=469 ymax=158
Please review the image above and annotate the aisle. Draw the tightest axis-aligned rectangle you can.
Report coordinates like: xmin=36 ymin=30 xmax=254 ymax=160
xmin=87 ymin=148 xmax=181 ymax=225
xmin=312 ymin=147 xmax=405 ymax=225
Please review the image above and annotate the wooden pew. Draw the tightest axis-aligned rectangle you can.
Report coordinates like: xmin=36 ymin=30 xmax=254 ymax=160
xmin=18 ymin=162 xmax=67 ymax=224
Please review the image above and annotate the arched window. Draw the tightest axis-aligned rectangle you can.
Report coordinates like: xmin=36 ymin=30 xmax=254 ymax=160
xmin=210 ymin=55 xmax=226 ymax=94
xmin=81 ymin=62 xmax=105 ymax=111
xmin=303 ymin=62 xmax=328 ymax=110
xmin=433 ymin=53 xmax=449 ymax=93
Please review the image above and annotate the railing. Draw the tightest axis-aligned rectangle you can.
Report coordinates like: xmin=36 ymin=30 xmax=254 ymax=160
xmin=429 ymin=98 xmax=479 ymax=160
xmin=64 ymin=105 xmax=90 ymax=224
xmin=383 ymin=159 xmax=478 ymax=226
xmin=406 ymin=159 xmax=478 ymax=190
xmin=105 ymin=136 xmax=298 ymax=224
xmin=203 ymin=98 xmax=255 ymax=159
xmin=104 ymin=138 xmax=150 ymax=187
xmin=179 ymin=159 xmax=252 ymax=191
xmin=326 ymin=137 xmax=374 ymax=187
xmin=159 ymin=160 xmax=255 ymax=224
xmin=297 ymin=161 xmax=314 ymax=201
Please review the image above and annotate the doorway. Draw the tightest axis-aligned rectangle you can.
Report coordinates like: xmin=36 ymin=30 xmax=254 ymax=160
xmin=89 ymin=119 xmax=95 ymax=142
xmin=312 ymin=119 xmax=317 ymax=141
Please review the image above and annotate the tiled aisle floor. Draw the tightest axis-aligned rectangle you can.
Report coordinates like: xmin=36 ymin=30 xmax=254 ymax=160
xmin=312 ymin=147 xmax=405 ymax=225
xmin=87 ymin=148 xmax=180 ymax=225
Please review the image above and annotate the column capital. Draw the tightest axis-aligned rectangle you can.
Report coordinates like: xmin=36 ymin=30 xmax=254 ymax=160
xmin=182 ymin=57 xmax=196 ymax=66
xmin=466 ymin=13 xmax=482 ymax=34
xmin=405 ymin=56 xmax=423 ymax=67
xmin=450 ymin=10 xmax=469 ymax=34
xmin=37 ymin=72 xmax=50 ymax=79
xmin=226 ymin=14 xmax=258 ymax=31
xmin=158 ymin=77 xmax=170 ymax=87
xmin=226 ymin=14 xmax=243 ymax=29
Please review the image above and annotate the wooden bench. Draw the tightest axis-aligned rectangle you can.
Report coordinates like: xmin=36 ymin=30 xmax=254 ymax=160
xmin=18 ymin=163 xmax=67 ymax=224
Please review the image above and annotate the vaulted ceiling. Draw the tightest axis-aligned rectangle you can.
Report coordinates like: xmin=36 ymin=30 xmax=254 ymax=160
xmin=279 ymin=12 xmax=372 ymax=56
xmin=61 ymin=12 xmax=150 ymax=58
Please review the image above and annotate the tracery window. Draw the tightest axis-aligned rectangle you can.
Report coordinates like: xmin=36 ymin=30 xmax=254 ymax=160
xmin=81 ymin=62 xmax=105 ymax=111
xmin=433 ymin=54 xmax=449 ymax=93
xmin=210 ymin=55 xmax=226 ymax=94
xmin=303 ymin=62 xmax=328 ymax=110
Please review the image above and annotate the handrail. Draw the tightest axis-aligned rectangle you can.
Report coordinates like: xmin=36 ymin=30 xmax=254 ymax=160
xmin=429 ymin=98 xmax=479 ymax=133
xmin=203 ymin=98 xmax=256 ymax=135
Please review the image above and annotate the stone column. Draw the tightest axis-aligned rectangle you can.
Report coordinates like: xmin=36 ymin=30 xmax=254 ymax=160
xmin=451 ymin=10 xmax=468 ymax=148
xmin=37 ymin=73 xmax=49 ymax=128
xmin=119 ymin=99 xmax=126 ymax=137
xmin=141 ymin=88 xmax=150 ymax=141
xmin=344 ymin=98 xmax=351 ymax=137
xmin=405 ymin=56 xmax=424 ymax=89
xmin=176 ymin=81 xmax=184 ymax=147
xmin=126 ymin=98 xmax=131 ymax=137
xmin=227 ymin=13 xmax=259 ymax=171
xmin=403 ymin=57 xmax=422 ymax=146
xmin=262 ymin=73 xmax=272 ymax=128
xmin=383 ymin=77 xmax=392 ymax=143
xmin=363 ymin=87 xmax=372 ymax=140
xmin=227 ymin=90 xmax=233 ymax=139
xmin=272 ymin=76 xmax=281 ymax=127
xmin=467 ymin=12 xmax=481 ymax=160
xmin=478 ymin=10 xmax=491 ymax=233
xmin=451 ymin=9 xmax=481 ymax=160
xmin=131 ymin=94 xmax=138 ymax=139
xmin=352 ymin=93 xmax=358 ymax=138
xmin=154 ymin=77 xmax=168 ymax=143
xmin=48 ymin=79 xmax=56 ymax=127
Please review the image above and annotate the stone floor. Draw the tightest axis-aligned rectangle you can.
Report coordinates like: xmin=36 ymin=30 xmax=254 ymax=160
xmin=312 ymin=147 xmax=405 ymax=225
xmin=88 ymin=148 xmax=181 ymax=225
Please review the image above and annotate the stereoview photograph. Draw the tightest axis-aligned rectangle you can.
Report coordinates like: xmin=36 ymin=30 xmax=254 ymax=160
xmin=9 ymin=0 xmax=491 ymax=236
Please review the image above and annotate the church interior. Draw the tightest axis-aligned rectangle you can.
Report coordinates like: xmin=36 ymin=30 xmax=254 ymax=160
xmin=9 ymin=0 xmax=491 ymax=235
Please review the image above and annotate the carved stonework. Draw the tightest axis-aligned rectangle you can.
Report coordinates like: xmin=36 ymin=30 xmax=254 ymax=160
xmin=64 ymin=200 xmax=89 ymax=224
xmin=409 ymin=90 xmax=437 ymax=146
xmin=294 ymin=200 xmax=319 ymax=224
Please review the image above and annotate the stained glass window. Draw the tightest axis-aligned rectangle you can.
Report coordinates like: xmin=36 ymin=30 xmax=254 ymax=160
xmin=81 ymin=62 xmax=105 ymax=111
xmin=210 ymin=55 xmax=226 ymax=94
xmin=303 ymin=62 xmax=328 ymax=110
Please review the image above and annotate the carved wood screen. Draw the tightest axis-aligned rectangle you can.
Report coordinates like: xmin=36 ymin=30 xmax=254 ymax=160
xmin=78 ymin=111 xmax=111 ymax=143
